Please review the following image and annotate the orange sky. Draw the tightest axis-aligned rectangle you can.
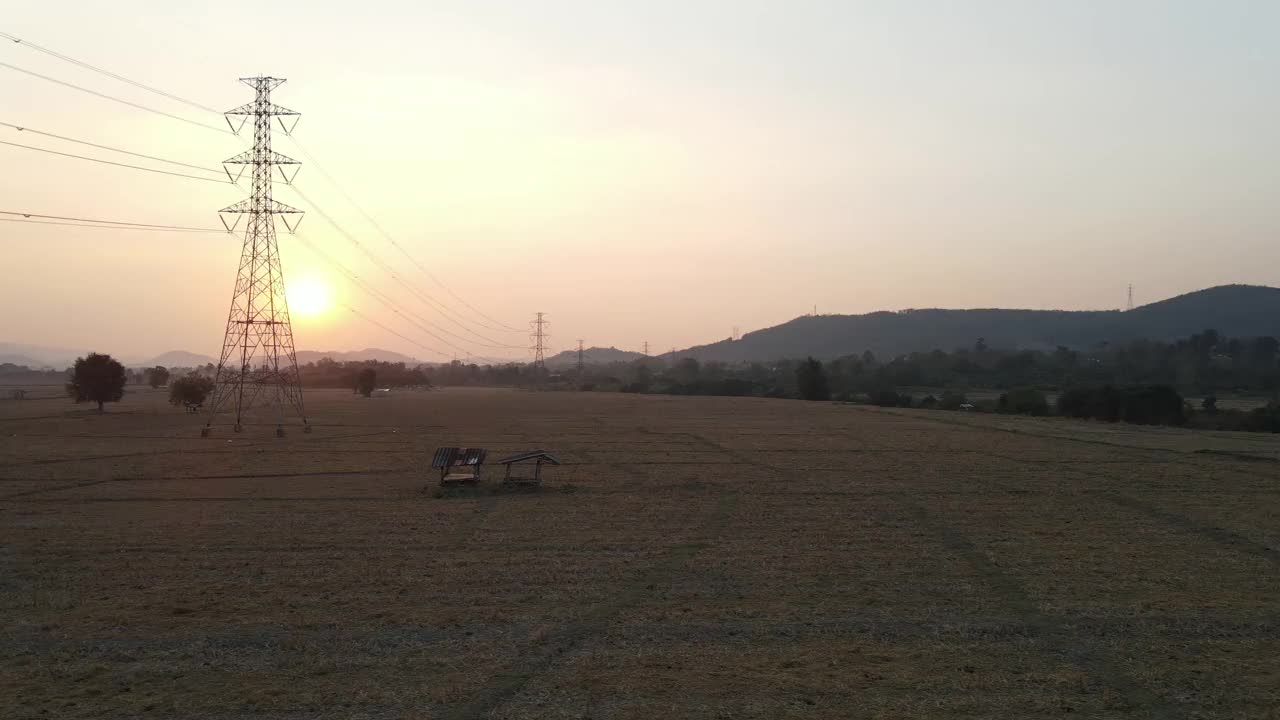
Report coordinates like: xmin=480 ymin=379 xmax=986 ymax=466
xmin=3 ymin=2 xmax=1278 ymax=362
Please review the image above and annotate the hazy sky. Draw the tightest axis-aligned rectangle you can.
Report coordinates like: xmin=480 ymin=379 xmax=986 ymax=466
xmin=3 ymin=1 xmax=1278 ymax=362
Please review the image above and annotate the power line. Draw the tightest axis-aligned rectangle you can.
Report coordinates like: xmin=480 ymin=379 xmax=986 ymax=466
xmin=0 ymin=139 xmax=231 ymax=183
xmin=0 ymin=210 xmax=224 ymax=232
xmin=289 ymin=229 xmax=508 ymax=364
xmin=0 ymin=60 xmax=228 ymax=134
xmin=0 ymin=31 xmax=222 ymax=115
xmin=287 ymin=136 xmax=524 ymax=334
xmin=0 ymin=217 xmax=220 ymax=233
xmin=0 ymin=121 xmax=222 ymax=174
xmin=287 ymin=184 xmax=525 ymax=350
xmin=1 ymin=35 xmax=519 ymax=343
xmin=342 ymin=304 xmax=451 ymax=361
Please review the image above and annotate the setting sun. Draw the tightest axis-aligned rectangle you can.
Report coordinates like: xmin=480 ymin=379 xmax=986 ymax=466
xmin=286 ymin=276 xmax=333 ymax=318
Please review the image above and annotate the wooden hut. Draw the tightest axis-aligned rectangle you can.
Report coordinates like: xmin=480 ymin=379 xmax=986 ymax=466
xmin=497 ymin=450 xmax=561 ymax=485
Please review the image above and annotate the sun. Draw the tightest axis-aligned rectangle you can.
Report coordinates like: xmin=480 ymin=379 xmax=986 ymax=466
xmin=287 ymin=275 xmax=334 ymax=318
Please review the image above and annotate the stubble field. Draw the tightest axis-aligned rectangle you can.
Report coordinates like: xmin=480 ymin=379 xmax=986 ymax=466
xmin=1 ymin=387 xmax=1278 ymax=719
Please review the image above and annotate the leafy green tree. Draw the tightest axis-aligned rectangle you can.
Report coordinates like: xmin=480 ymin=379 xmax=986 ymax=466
xmin=795 ymin=357 xmax=830 ymax=401
xmin=146 ymin=365 xmax=171 ymax=389
xmin=169 ymin=374 xmax=214 ymax=407
xmin=66 ymin=353 xmax=126 ymax=412
xmin=355 ymin=367 xmax=377 ymax=397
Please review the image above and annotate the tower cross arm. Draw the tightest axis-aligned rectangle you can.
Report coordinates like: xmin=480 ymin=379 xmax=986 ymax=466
xmin=224 ymin=101 xmax=300 ymax=118
xmin=223 ymin=150 xmax=300 ymax=166
xmin=219 ymin=199 xmax=304 ymax=215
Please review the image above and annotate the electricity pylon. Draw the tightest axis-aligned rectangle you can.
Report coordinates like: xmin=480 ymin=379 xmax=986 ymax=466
xmin=576 ymin=339 xmax=585 ymax=379
xmin=203 ymin=76 xmax=308 ymax=437
xmin=530 ymin=312 xmax=549 ymax=369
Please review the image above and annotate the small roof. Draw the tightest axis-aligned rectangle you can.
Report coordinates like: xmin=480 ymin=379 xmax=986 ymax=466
xmin=431 ymin=447 xmax=487 ymax=468
xmin=498 ymin=450 xmax=561 ymax=465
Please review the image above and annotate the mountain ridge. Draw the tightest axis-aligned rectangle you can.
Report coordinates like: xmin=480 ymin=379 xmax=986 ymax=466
xmin=671 ymin=284 xmax=1280 ymax=362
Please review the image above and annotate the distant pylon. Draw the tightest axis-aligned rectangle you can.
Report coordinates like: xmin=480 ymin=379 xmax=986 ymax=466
xmin=204 ymin=76 xmax=307 ymax=438
xmin=530 ymin=312 xmax=549 ymax=369
xmin=732 ymin=325 xmax=740 ymax=341
xmin=642 ymin=341 xmax=650 ymax=356
xmin=1127 ymin=284 xmax=1134 ymax=311
xmin=576 ymin=339 xmax=584 ymax=379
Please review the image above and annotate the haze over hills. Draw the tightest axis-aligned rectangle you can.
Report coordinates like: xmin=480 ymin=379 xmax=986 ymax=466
xmin=673 ymin=285 xmax=1280 ymax=363
xmin=148 ymin=351 xmax=217 ymax=368
xmin=293 ymin=349 xmax=421 ymax=365
xmin=7 ymin=286 xmax=1279 ymax=370
xmin=0 ymin=344 xmax=421 ymax=370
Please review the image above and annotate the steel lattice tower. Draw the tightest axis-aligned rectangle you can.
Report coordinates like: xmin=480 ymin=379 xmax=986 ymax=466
xmin=530 ymin=313 xmax=549 ymax=369
xmin=203 ymin=76 xmax=308 ymax=437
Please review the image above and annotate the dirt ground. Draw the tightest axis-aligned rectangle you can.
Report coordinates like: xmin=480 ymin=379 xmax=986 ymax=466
xmin=2 ymin=387 xmax=1278 ymax=719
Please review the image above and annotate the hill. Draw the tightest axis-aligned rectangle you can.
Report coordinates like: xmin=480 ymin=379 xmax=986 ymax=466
xmin=674 ymin=285 xmax=1280 ymax=362
xmin=0 ymin=342 xmax=87 ymax=369
xmin=145 ymin=350 xmax=217 ymax=368
xmin=545 ymin=346 xmax=647 ymax=368
xmin=295 ymin=348 xmax=421 ymax=365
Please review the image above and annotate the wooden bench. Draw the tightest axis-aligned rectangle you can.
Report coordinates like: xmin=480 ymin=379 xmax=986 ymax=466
xmin=431 ymin=447 xmax=487 ymax=486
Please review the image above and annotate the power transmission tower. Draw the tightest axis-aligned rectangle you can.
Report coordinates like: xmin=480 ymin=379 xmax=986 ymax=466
xmin=1127 ymin=284 xmax=1134 ymax=311
xmin=576 ymin=339 xmax=585 ymax=375
xmin=643 ymin=341 xmax=650 ymax=356
xmin=732 ymin=325 xmax=740 ymax=341
xmin=203 ymin=77 xmax=308 ymax=438
xmin=530 ymin=312 xmax=549 ymax=369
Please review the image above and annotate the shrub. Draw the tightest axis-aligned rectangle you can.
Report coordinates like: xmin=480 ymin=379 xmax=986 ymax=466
xmin=998 ymin=388 xmax=1049 ymax=416
xmin=1058 ymin=384 xmax=1185 ymax=426
xmin=869 ymin=390 xmax=906 ymax=407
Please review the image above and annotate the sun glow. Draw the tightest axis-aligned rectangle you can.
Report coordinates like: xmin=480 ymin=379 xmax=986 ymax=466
xmin=287 ymin=276 xmax=334 ymax=318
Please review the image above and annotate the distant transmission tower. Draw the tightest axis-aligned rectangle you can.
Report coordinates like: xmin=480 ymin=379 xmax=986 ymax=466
xmin=576 ymin=339 xmax=585 ymax=379
xmin=642 ymin=341 xmax=650 ymax=356
xmin=203 ymin=76 xmax=308 ymax=438
xmin=1127 ymin=284 xmax=1134 ymax=311
xmin=530 ymin=312 xmax=549 ymax=369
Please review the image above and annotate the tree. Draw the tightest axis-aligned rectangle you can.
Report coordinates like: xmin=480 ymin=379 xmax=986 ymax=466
xmin=795 ymin=357 xmax=830 ymax=401
xmin=673 ymin=358 xmax=701 ymax=386
xmin=355 ymin=367 xmax=377 ymax=397
xmin=146 ymin=365 xmax=171 ymax=389
xmin=169 ymin=374 xmax=214 ymax=407
xmin=66 ymin=353 xmax=126 ymax=412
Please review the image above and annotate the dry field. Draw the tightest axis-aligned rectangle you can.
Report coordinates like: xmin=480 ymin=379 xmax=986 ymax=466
xmin=2 ymin=387 xmax=1278 ymax=719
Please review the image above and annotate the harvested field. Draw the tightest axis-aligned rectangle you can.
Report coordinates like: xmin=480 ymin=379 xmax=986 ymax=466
xmin=2 ymin=388 xmax=1278 ymax=719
